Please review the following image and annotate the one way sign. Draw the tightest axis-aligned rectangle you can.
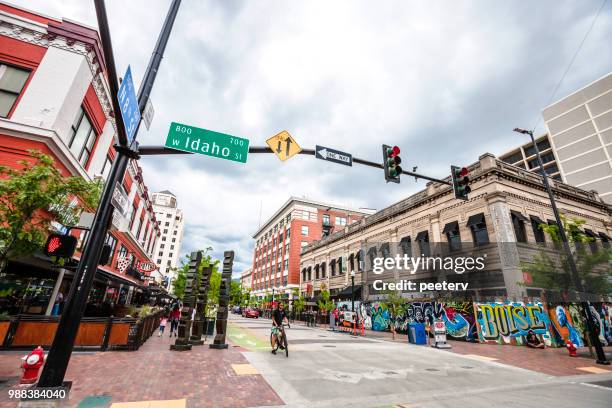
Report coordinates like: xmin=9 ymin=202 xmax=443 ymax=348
xmin=315 ymin=145 xmax=352 ymax=167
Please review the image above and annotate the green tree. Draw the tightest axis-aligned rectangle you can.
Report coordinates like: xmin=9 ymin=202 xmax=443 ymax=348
xmin=382 ymin=290 xmax=405 ymax=339
xmin=0 ymin=150 xmax=101 ymax=269
xmin=230 ymin=280 xmax=242 ymax=305
xmin=317 ymin=284 xmax=334 ymax=324
xmin=292 ymin=288 xmax=306 ymax=321
xmin=522 ymin=216 xmax=611 ymax=297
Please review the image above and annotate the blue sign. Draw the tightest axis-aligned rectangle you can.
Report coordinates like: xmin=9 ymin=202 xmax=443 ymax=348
xmin=315 ymin=145 xmax=352 ymax=166
xmin=117 ymin=65 xmax=140 ymax=144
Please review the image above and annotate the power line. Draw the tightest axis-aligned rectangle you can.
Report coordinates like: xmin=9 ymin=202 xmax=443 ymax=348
xmin=531 ymin=0 xmax=608 ymax=133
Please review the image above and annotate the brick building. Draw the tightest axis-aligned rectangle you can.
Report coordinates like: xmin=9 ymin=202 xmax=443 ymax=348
xmin=251 ymin=197 xmax=374 ymax=300
xmin=299 ymin=153 xmax=611 ymax=301
xmin=0 ymin=3 xmax=163 ymax=314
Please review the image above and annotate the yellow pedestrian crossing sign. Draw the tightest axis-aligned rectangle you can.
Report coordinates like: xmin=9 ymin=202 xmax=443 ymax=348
xmin=266 ymin=130 xmax=302 ymax=161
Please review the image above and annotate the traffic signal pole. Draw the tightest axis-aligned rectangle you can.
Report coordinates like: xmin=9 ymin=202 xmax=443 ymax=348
xmin=37 ymin=0 xmax=182 ymax=388
xmin=514 ymin=128 xmax=608 ymax=365
xmin=137 ymin=145 xmax=453 ymax=186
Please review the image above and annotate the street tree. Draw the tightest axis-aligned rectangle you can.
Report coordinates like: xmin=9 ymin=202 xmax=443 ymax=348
xmin=0 ymin=150 xmax=101 ymax=270
xmin=382 ymin=290 xmax=405 ymax=339
xmin=317 ymin=283 xmax=334 ymax=324
xmin=292 ymin=288 xmax=306 ymax=321
xmin=522 ymin=216 xmax=611 ymax=299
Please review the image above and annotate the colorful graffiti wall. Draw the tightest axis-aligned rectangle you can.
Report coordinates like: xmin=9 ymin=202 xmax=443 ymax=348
xmin=473 ymin=302 xmax=552 ymax=346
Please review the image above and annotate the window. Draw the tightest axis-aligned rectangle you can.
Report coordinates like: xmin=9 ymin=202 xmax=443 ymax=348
xmin=67 ymin=107 xmax=97 ymax=167
xmin=530 ymin=216 xmax=546 ymax=243
xmin=284 ymin=259 xmax=288 ymax=270
xmin=157 ymin=259 xmax=161 ymax=264
xmin=104 ymin=234 xmax=117 ymax=265
xmin=116 ymin=245 xmax=128 ymax=268
xmin=286 ymin=228 xmax=291 ymax=238
xmin=166 ymin=213 xmax=172 ymax=218
xmin=443 ymin=222 xmax=461 ymax=252
xmin=170 ymin=245 xmax=174 ymax=250
xmin=160 ymin=244 xmax=165 ymax=249
xmin=301 ymin=226 xmax=309 ymax=236
xmin=158 ymin=251 xmax=163 ymax=256
xmin=302 ymin=211 xmax=309 ymax=220
xmin=511 ymin=211 xmax=528 ymax=243
xmin=400 ymin=236 xmax=411 ymax=256
xmin=163 ymin=229 xmax=168 ymax=233
xmin=415 ymin=231 xmax=430 ymax=257
xmin=301 ymin=241 xmax=308 ymax=248
xmin=286 ymin=213 xmax=291 ymax=222
xmin=129 ymin=204 xmax=138 ymax=228
xmin=165 ymin=222 xmax=170 ymax=226
xmin=172 ymin=238 xmax=176 ymax=242
xmin=0 ymin=64 xmax=30 ymax=117
xmin=101 ymin=154 xmax=112 ymax=180
xmin=501 ymin=151 xmax=523 ymax=165
xmin=162 ymin=237 xmax=166 ymax=241
xmin=169 ymin=252 xmax=173 ymax=257
xmin=336 ymin=217 xmax=347 ymax=226
xmin=322 ymin=214 xmax=330 ymax=226
xmin=467 ymin=213 xmax=489 ymax=245
xmin=173 ymin=231 xmax=177 ymax=235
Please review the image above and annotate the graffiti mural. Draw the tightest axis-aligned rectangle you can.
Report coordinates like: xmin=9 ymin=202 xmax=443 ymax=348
xmin=474 ymin=302 xmax=552 ymax=346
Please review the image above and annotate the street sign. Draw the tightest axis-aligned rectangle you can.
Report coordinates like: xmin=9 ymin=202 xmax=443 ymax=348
xmin=266 ymin=130 xmax=301 ymax=161
xmin=316 ymin=145 xmax=352 ymax=166
xmin=117 ymin=65 xmax=141 ymax=144
xmin=143 ymin=99 xmax=154 ymax=130
xmin=111 ymin=182 xmax=129 ymax=217
xmin=165 ymin=122 xmax=249 ymax=163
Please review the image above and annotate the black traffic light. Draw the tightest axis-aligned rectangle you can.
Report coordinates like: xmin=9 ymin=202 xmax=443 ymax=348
xmin=382 ymin=144 xmax=402 ymax=183
xmin=44 ymin=234 xmax=77 ymax=258
xmin=451 ymin=165 xmax=471 ymax=200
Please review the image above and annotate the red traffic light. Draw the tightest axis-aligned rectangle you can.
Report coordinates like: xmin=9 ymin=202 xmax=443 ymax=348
xmin=388 ymin=146 xmax=400 ymax=157
xmin=44 ymin=234 xmax=77 ymax=258
xmin=459 ymin=167 xmax=469 ymax=177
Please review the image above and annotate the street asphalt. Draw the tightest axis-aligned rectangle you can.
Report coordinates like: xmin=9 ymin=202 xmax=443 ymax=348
xmin=228 ymin=314 xmax=612 ymax=408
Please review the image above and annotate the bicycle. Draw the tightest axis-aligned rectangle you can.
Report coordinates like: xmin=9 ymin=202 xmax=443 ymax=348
xmin=270 ymin=323 xmax=289 ymax=357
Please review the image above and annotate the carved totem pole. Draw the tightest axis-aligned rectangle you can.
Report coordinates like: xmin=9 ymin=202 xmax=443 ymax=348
xmin=190 ymin=264 xmax=212 ymax=345
xmin=210 ymin=250 xmax=233 ymax=349
xmin=170 ymin=250 xmax=201 ymax=351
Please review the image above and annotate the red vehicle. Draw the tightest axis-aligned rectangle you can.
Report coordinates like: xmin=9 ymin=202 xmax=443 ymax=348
xmin=242 ymin=308 xmax=260 ymax=318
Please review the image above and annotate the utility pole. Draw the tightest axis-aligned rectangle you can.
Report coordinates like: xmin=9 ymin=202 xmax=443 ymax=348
xmin=513 ymin=128 xmax=609 ymax=365
xmin=38 ymin=0 xmax=182 ymax=388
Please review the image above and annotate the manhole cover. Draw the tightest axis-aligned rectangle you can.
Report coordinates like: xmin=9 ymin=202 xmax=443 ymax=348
xmin=425 ymin=368 xmax=439 ymax=372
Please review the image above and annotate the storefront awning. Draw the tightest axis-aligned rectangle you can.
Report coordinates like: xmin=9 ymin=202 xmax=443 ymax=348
xmin=466 ymin=213 xmax=484 ymax=227
xmin=442 ymin=221 xmax=459 ymax=234
xmin=583 ymin=229 xmax=596 ymax=238
xmin=332 ymin=284 xmax=362 ymax=299
xmin=415 ymin=231 xmax=428 ymax=241
xmin=530 ymin=215 xmax=544 ymax=225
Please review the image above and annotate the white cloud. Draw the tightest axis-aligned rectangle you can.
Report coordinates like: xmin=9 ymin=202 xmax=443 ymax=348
xmin=13 ymin=0 xmax=612 ymax=276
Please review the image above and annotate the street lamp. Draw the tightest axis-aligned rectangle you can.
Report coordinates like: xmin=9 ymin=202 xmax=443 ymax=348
xmin=350 ymin=270 xmax=355 ymax=312
xmin=513 ymin=127 xmax=609 ymax=365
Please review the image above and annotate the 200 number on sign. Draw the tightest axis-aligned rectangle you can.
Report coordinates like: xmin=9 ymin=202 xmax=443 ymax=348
xmin=165 ymin=122 xmax=249 ymax=163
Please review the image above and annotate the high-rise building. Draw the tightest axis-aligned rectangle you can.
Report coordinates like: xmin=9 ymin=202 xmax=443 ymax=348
xmin=251 ymin=197 xmax=375 ymax=300
xmin=542 ymin=72 xmax=612 ymax=203
xmin=152 ymin=190 xmax=185 ymax=291
xmin=499 ymin=134 xmax=562 ymax=181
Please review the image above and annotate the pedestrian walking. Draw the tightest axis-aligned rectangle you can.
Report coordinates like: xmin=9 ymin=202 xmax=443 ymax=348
xmin=158 ymin=316 xmax=168 ymax=337
xmin=331 ymin=307 xmax=339 ymax=332
xmin=169 ymin=303 xmax=181 ymax=337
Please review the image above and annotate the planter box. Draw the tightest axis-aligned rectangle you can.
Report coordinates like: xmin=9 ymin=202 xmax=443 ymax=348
xmin=0 ymin=321 xmax=9 ymax=345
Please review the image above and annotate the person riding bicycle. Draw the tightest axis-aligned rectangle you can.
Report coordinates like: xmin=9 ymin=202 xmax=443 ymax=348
xmin=271 ymin=302 xmax=289 ymax=354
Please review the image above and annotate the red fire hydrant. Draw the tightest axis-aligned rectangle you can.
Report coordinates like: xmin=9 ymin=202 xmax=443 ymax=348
xmin=20 ymin=346 xmax=45 ymax=384
xmin=565 ymin=340 xmax=578 ymax=357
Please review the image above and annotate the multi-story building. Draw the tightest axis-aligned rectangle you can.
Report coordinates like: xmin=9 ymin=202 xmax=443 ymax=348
xmin=240 ymin=268 xmax=252 ymax=291
xmin=151 ymin=190 xmax=185 ymax=291
xmin=0 ymin=3 xmax=161 ymax=313
xmin=251 ymin=197 xmax=374 ymax=300
xmin=499 ymin=134 xmax=562 ymax=181
xmin=300 ymin=153 xmax=611 ymax=301
xmin=542 ymin=72 xmax=612 ymax=203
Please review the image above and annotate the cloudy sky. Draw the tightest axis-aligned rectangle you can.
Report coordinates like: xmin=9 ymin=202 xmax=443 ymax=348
xmin=13 ymin=0 xmax=612 ymax=275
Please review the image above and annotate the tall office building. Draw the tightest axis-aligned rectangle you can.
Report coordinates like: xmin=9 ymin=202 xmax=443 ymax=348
xmin=152 ymin=191 xmax=185 ymax=291
xmin=499 ymin=134 xmax=562 ymax=181
xmin=542 ymin=72 xmax=612 ymax=203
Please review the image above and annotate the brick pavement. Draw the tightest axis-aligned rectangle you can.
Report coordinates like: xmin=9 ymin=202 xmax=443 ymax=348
xmin=0 ymin=332 xmax=283 ymax=408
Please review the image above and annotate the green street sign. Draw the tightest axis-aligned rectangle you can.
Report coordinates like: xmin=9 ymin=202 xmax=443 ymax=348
xmin=165 ymin=122 xmax=249 ymax=163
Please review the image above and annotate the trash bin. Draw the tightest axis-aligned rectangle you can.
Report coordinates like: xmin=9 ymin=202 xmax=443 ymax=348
xmin=408 ymin=322 xmax=427 ymax=345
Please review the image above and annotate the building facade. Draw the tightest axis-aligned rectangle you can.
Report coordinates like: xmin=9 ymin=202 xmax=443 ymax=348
xmin=151 ymin=190 xmax=185 ymax=291
xmin=499 ymin=134 xmax=562 ymax=181
xmin=0 ymin=3 xmax=162 ymax=314
xmin=542 ymin=72 xmax=612 ymax=203
xmin=299 ymin=153 xmax=611 ymax=301
xmin=251 ymin=197 xmax=374 ymax=300
xmin=240 ymin=268 xmax=252 ymax=291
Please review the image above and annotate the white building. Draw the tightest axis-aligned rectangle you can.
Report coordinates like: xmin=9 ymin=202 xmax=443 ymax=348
xmin=240 ymin=268 xmax=252 ymax=291
xmin=152 ymin=190 xmax=185 ymax=291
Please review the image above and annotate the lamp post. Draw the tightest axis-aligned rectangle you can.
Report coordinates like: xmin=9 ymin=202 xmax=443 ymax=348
xmin=513 ymin=128 xmax=608 ymax=365
xmin=350 ymin=270 xmax=355 ymax=313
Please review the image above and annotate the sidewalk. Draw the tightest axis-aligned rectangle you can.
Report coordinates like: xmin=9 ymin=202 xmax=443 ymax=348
xmin=297 ymin=319 xmax=612 ymax=377
xmin=0 ymin=332 xmax=283 ymax=408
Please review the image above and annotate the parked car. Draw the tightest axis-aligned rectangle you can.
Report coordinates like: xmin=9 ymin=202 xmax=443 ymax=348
xmin=232 ymin=306 xmax=241 ymax=314
xmin=242 ymin=307 xmax=259 ymax=318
